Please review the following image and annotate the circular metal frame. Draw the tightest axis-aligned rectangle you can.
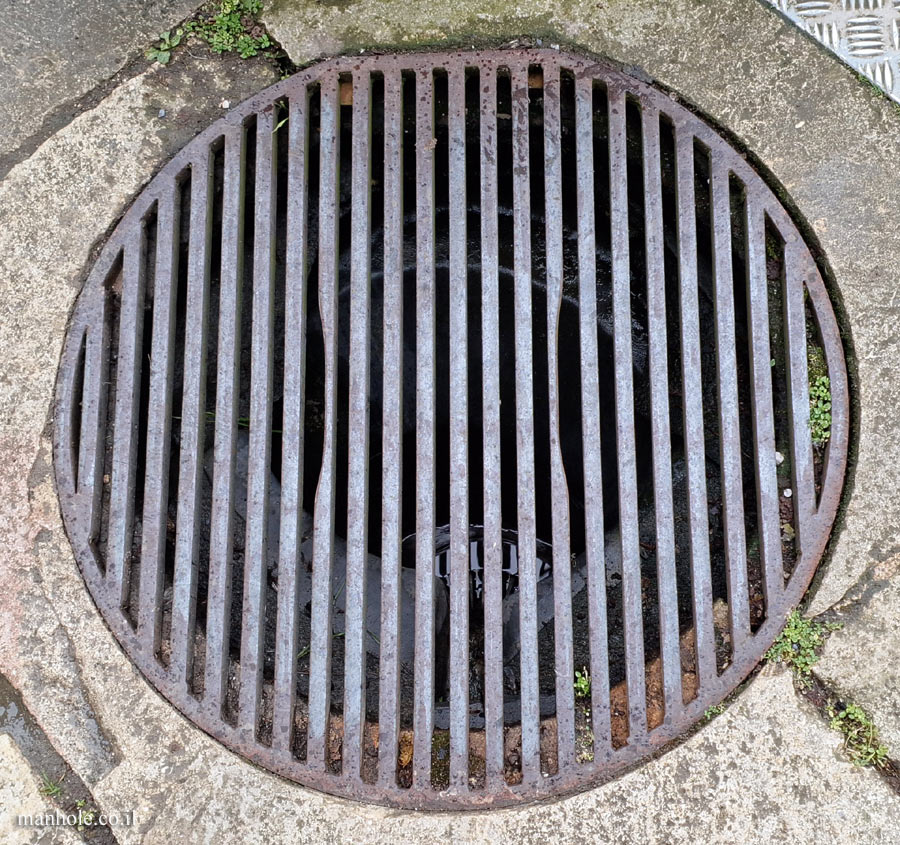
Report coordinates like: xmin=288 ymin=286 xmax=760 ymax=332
xmin=53 ymin=47 xmax=849 ymax=809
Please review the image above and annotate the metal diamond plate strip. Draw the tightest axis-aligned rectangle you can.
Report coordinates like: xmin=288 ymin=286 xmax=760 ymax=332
xmin=767 ymin=0 xmax=900 ymax=99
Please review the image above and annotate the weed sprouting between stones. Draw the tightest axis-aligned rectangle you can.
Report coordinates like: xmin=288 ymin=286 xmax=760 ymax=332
xmin=764 ymin=610 xmax=840 ymax=686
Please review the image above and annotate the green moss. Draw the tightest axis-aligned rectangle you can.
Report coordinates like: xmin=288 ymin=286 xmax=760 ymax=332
xmin=703 ymin=703 xmax=726 ymax=721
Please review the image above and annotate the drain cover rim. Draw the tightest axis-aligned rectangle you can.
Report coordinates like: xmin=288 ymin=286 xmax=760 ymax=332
xmin=53 ymin=47 xmax=850 ymax=809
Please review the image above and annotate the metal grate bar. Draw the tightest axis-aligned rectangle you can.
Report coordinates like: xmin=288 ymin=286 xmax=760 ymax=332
xmin=608 ymin=87 xmax=647 ymax=740
xmin=137 ymin=184 xmax=179 ymax=653
xmin=574 ymin=74 xmax=612 ymax=758
xmin=307 ymin=74 xmax=341 ymax=770
xmin=171 ymin=150 xmax=214 ymax=687
xmin=744 ymin=198 xmax=782 ymax=608
xmin=674 ymin=122 xmax=716 ymax=688
xmin=342 ymin=70 xmax=373 ymax=779
xmin=238 ymin=109 xmax=278 ymax=741
xmin=377 ymin=67 xmax=404 ymax=787
xmin=447 ymin=63 xmax=470 ymax=791
xmin=542 ymin=63 xmax=575 ymax=768
xmin=511 ymin=64 xmax=541 ymax=783
xmin=76 ymin=292 xmax=110 ymax=547
xmin=204 ymin=123 xmax=245 ymax=715
xmin=273 ymin=90 xmax=310 ymax=755
xmin=709 ymin=158 xmax=750 ymax=650
xmin=107 ymin=226 xmax=147 ymax=607
xmin=478 ymin=62 xmax=505 ymax=787
xmin=806 ymin=254 xmax=849 ymax=525
xmin=784 ymin=239 xmax=816 ymax=555
xmin=640 ymin=104 xmax=682 ymax=720
xmin=412 ymin=66 xmax=437 ymax=790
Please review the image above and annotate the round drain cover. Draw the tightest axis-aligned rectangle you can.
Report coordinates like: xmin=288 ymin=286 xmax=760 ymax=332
xmin=54 ymin=48 xmax=849 ymax=808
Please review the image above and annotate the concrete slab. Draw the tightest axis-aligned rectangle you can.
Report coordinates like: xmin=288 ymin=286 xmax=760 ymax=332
xmin=0 ymin=733 xmax=80 ymax=845
xmin=121 ymin=669 xmax=899 ymax=845
xmin=817 ymin=554 xmax=900 ymax=758
xmin=0 ymin=0 xmax=197 ymax=167
xmin=0 ymin=43 xmax=276 ymax=790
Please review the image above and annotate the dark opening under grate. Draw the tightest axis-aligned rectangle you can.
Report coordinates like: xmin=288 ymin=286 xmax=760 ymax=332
xmin=54 ymin=48 xmax=849 ymax=809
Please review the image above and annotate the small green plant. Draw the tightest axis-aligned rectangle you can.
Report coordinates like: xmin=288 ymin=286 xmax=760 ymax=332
xmin=74 ymin=798 xmax=97 ymax=831
xmin=704 ymin=703 xmax=726 ymax=721
xmin=38 ymin=772 xmax=64 ymax=799
xmin=145 ymin=28 xmax=184 ymax=65
xmin=574 ymin=667 xmax=591 ymax=699
xmin=765 ymin=611 xmax=837 ymax=685
xmin=186 ymin=0 xmax=271 ymax=59
xmin=809 ymin=375 xmax=832 ymax=446
xmin=829 ymin=702 xmax=889 ymax=768
xmin=146 ymin=1 xmax=272 ymax=66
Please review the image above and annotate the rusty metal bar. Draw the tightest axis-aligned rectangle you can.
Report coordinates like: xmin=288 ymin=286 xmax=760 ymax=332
xmin=412 ymin=66 xmax=437 ymax=790
xmin=342 ymin=70 xmax=373 ymax=779
xmin=76 ymin=293 xmax=110 ymax=547
xmin=806 ymin=255 xmax=849 ymax=535
xmin=744 ymin=198 xmax=782 ymax=608
xmin=377 ymin=67 xmax=404 ymax=787
xmin=511 ymin=64 xmax=540 ymax=783
xmin=674 ymin=123 xmax=716 ymax=688
xmin=137 ymin=184 xmax=179 ymax=654
xmin=641 ymin=103 xmax=682 ymax=721
xmin=106 ymin=224 xmax=148 ymax=607
xmin=710 ymin=157 xmax=750 ymax=650
xmin=204 ymin=123 xmax=245 ymax=715
xmin=608 ymin=86 xmax=646 ymax=739
xmin=307 ymin=74 xmax=341 ymax=770
xmin=171 ymin=150 xmax=214 ymax=686
xmin=784 ymin=238 xmax=816 ymax=555
xmin=574 ymin=74 xmax=612 ymax=759
xmin=238 ymin=108 xmax=278 ymax=742
xmin=273 ymin=90 xmax=310 ymax=754
xmin=447 ymin=63 xmax=470 ymax=791
xmin=543 ymin=62 xmax=575 ymax=768
xmin=479 ymin=62 xmax=505 ymax=787
xmin=745 ymin=198 xmax=784 ymax=608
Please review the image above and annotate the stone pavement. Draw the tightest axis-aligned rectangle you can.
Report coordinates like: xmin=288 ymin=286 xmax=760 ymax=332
xmin=0 ymin=0 xmax=198 ymax=174
xmin=1 ymin=0 xmax=900 ymax=842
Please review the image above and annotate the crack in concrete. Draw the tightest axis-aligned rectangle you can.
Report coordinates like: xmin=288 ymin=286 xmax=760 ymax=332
xmin=794 ymin=671 xmax=900 ymax=797
xmin=813 ymin=554 xmax=900 ymax=622
xmin=0 ymin=672 xmax=120 ymax=844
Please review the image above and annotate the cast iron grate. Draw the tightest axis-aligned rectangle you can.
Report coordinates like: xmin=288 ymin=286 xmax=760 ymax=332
xmin=54 ymin=48 xmax=849 ymax=809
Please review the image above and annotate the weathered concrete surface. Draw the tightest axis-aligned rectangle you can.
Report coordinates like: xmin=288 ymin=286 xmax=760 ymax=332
xmin=0 ymin=0 xmax=199 ymax=166
xmin=0 ymin=734 xmax=79 ymax=845
xmin=2 ymin=0 xmax=900 ymax=841
xmin=109 ymin=669 xmax=893 ymax=845
xmin=263 ymin=0 xmax=900 ymax=616
xmin=817 ymin=554 xmax=900 ymax=757
xmin=0 ymin=45 xmax=275 ymax=789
